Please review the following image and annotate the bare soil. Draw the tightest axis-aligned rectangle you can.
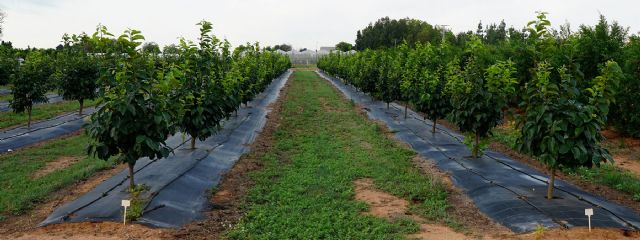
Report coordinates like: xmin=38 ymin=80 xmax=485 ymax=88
xmin=602 ymin=129 xmax=640 ymax=176
xmin=354 ymin=176 xmax=640 ymax=240
xmin=32 ymin=156 xmax=81 ymax=179
xmin=519 ymin=227 xmax=640 ymax=240
xmin=354 ymin=178 xmax=470 ymax=240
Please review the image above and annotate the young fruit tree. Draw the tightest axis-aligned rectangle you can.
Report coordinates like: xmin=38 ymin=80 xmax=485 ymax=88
xmin=411 ymin=43 xmax=453 ymax=133
xmin=517 ymin=61 xmax=621 ymax=199
xmin=85 ymin=28 xmax=183 ymax=190
xmin=177 ymin=21 xmax=231 ymax=149
xmin=0 ymin=44 xmax=18 ymax=86
xmin=376 ymin=49 xmax=402 ymax=109
xmin=10 ymin=51 xmax=55 ymax=128
xmin=445 ymin=37 xmax=517 ymax=158
xmin=400 ymin=43 xmax=429 ymax=119
xmin=53 ymin=33 xmax=98 ymax=115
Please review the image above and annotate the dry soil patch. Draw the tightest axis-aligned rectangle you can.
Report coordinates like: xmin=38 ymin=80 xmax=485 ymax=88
xmin=354 ymin=178 xmax=470 ymax=240
xmin=32 ymin=156 xmax=81 ymax=179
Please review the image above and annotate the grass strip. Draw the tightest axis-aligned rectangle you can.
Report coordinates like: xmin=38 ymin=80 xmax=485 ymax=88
xmin=229 ymin=71 xmax=453 ymax=239
xmin=0 ymin=99 xmax=97 ymax=130
xmin=0 ymin=134 xmax=115 ymax=220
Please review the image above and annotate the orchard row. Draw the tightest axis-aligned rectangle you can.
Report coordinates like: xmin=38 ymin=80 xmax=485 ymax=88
xmin=2 ymin=21 xmax=291 ymax=189
xmin=318 ymin=12 xmax=624 ymax=199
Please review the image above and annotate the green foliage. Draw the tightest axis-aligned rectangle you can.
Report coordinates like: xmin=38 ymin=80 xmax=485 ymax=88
xmin=490 ymin=121 xmax=640 ymax=202
xmin=141 ymin=42 xmax=161 ymax=55
xmin=354 ymin=17 xmax=450 ymax=50
xmin=565 ymin=164 xmax=640 ymax=201
xmin=177 ymin=21 xmax=234 ymax=147
xmin=85 ymin=28 xmax=183 ymax=188
xmin=517 ymin=61 xmax=618 ymax=171
xmin=402 ymin=42 xmax=452 ymax=127
xmin=228 ymin=71 xmax=453 ymax=239
xmin=270 ymin=44 xmax=292 ymax=52
xmin=10 ymin=50 xmax=55 ymax=127
xmin=613 ymin=36 xmax=640 ymax=136
xmin=375 ymin=49 xmax=403 ymax=105
xmin=83 ymin=23 xmax=290 ymax=189
xmin=575 ymin=15 xmax=627 ymax=81
xmin=53 ymin=33 xmax=99 ymax=114
xmin=445 ymin=38 xmax=517 ymax=157
xmin=335 ymin=41 xmax=353 ymax=52
xmin=126 ymin=184 xmax=150 ymax=221
xmin=0 ymin=44 xmax=18 ymax=85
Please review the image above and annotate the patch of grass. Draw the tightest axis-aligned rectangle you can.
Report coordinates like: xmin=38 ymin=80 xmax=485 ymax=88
xmin=0 ymin=94 xmax=11 ymax=102
xmin=0 ymin=90 xmax=58 ymax=102
xmin=491 ymin=123 xmax=640 ymax=201
xmin=126 ymin=184 xmax=150 ymax=221
xmin=292 ymin=64 xmax=317 ymax=69
xmin=0 ymin=134 xmax=115 ymax=219
xmin=0 ymin=99 xmax=97 ymax=129
xmin=563 ymin=164 xmax=640 ymax=200
xmin=228 ymin=71 xmax=452 ymax=239
xmin=391 ymin=216 xmax=421 ymax=234
xmin=491 ymin=124 xmax=519 ymax=149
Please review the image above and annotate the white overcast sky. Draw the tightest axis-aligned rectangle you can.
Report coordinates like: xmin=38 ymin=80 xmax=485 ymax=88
xmin=0 ymin=0 xmax=639 ymax=50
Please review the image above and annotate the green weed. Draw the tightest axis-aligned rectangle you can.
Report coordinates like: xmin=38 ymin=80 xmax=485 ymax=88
xmin=228 ymin=71 xmax=454 ymax=239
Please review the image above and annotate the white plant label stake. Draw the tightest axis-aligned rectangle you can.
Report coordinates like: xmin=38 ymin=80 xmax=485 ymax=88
xmin=122 ymin=199 xmax=131 ymax=225
xmin=585 ymin=208 xmax=594 ymax=232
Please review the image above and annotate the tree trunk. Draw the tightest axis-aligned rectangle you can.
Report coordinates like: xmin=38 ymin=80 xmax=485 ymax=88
xmin=547 ymin=168 xmax=556 ymax=200
xmin=79 ymin=99 xmax=84 ymax=115
xmin=128 ymin=162 xmax=136 ymax=190
xmin=27 ymin=106 xmax=32 ymax=128
xmin=404 ymin=105 xmax=407 ymax=119
xmin=472 ymin=133 xmax=480 ymax=158
xmin=190 ymin=136 xmax=196 ymax=149
xmin=432 ymin=119 xmax=437 ymax=134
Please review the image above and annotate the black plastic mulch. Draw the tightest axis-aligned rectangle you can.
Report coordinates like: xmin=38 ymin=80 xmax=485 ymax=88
xmin=41 ymin=70 xmax=292 ymax=228
xmin=318 ymin=71 xmax=640 ymax=233
xmin=0 ymin=93 xmax=64 ymax=112
xmin=0 ymin=108 xmax=95 ymax=153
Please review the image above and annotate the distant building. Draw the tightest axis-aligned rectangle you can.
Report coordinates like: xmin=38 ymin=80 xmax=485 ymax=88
xmin=284 ymin=46 xmax=348 ymax=65
xmin=319 ymin=46 xmax=335 ymax=52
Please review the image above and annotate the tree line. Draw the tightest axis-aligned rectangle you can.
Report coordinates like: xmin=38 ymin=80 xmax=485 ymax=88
xmin=320 ymin=12 xmax=631 ymax=199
